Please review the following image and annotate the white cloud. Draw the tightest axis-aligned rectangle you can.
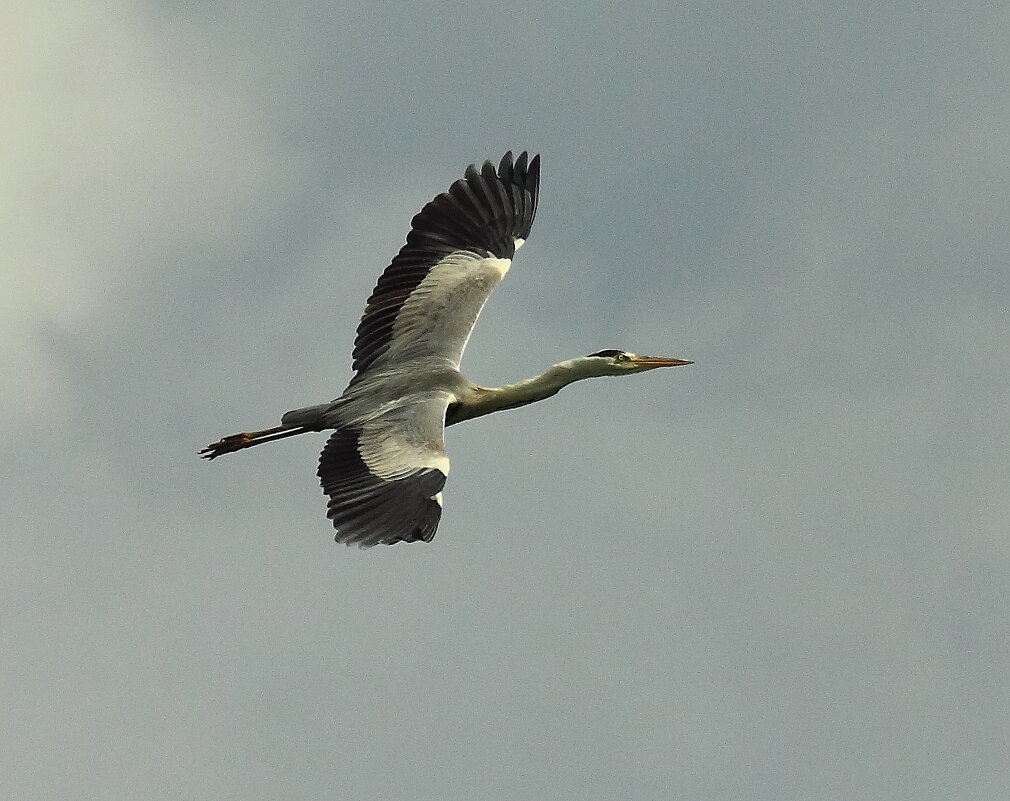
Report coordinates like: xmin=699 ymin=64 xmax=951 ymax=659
xmin=1 ymin=4 xmax=287 ymax=427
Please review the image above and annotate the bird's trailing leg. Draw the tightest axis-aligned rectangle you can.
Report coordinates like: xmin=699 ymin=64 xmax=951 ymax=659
xmin=200 ymin=425 xmax=310 ymax=459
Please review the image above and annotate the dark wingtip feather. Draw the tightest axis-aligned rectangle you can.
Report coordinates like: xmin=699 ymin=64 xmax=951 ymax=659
xmin=497 ymin=151 xmax=515 ymax=184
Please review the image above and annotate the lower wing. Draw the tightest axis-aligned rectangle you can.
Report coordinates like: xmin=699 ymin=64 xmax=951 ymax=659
xmin=317 ymin=395 xmax=451 ymax=547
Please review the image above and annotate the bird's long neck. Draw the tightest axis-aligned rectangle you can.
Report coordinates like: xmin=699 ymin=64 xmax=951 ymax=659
xmin=446 ymin=359 xmax=605 ymax=426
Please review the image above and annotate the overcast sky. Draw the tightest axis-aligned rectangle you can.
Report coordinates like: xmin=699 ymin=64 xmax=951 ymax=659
xmin=5 ymin=2 xmax=1009 ymax=799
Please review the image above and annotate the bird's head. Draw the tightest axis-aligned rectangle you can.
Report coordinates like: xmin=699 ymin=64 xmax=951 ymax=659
xmin=585 ymin=349 xmax=694 ymax=376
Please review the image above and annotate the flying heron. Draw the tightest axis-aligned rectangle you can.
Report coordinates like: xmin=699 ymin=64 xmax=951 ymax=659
xmin=201 ymin=151 xmax=693 ymax=546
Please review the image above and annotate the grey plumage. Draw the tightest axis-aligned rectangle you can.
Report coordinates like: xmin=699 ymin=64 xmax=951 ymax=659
xmin=201 ymin=151 xmax=693 ymax=547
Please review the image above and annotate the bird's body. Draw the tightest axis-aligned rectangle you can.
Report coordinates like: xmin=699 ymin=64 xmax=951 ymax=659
xmin=202 ymin=152 xmax=692 ymax=546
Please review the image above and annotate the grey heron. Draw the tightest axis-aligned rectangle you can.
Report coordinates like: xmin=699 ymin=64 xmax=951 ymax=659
xmin=201 ymin=151 xmax=693 ymax=546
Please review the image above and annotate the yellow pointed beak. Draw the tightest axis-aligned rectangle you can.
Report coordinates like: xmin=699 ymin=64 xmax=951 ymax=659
xmin=629 ymin=355 xmax=694 ymax=368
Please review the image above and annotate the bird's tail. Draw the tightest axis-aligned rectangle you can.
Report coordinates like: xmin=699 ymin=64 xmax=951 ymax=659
xmin=199 ymin=424 xmax=311 ymax=459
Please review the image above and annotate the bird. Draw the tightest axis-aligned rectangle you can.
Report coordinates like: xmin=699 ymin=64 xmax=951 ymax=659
xmin=201 ymin=151 xmax=693 ymax=547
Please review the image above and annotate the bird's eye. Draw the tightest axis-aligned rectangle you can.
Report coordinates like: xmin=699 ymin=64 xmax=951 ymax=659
xmin=615 ymin=353 xmax=629 ymax=362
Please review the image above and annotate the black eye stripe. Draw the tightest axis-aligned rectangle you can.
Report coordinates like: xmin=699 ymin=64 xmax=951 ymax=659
xmin=588 ymin=349 xmax=624 ymax=358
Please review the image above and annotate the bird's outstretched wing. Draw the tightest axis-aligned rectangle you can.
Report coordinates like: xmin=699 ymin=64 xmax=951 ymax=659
xmin=351 ymin=151 xmax=540 ymax=380
xmin=318 ymin=393 xmax=452 ymax=547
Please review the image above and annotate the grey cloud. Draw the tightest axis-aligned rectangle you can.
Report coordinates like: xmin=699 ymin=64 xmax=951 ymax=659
xmin=5 ymin=2 xmax=1008 ymax=799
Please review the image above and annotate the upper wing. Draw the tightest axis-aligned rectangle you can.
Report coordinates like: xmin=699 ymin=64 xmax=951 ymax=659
xmin=351 ymin=151 xmax=540 ymax=379
xmin=317 ymin=392 xmax=452 ymax=547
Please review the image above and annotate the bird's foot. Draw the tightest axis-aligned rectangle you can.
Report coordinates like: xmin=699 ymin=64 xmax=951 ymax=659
xmin=199 ymin=432 xmax=256 ymax=459
xmin=199 ymin=424 xmax=304 ymax=459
